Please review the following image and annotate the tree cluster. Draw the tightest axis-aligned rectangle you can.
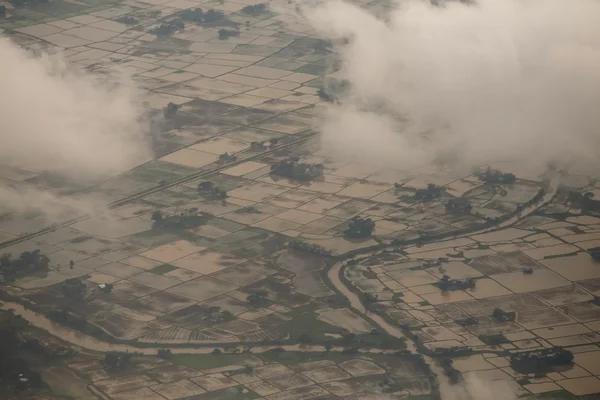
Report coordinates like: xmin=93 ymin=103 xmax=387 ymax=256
xmin=445 ymin=198 xmax=472 ymax=215
xmin=103 ymin=352 xmax=133 ymax=372
xmin=492 ymin=307 xmax=516 ymax=322
xmin=435 ymin=275 xmax=475 ymax=291
xmin=219 ymin=153 xmax=237 ymax=163
xmin=413 ymin=184 xmax=442 ymax=202
xmin=0 ymin=250 xmax=50 ymax=282
xmin=474 ymin=167 xmax=516 ymax=184
xmin=479 ymin=334 xmax=509 ymax=345
xmin=246 ymin=290 xmax=270 ymax=307
xmin=270 ymin=158 xmax=324 ymax=181
xmin=151 ymin=209 xmax=211 ymax=231
xmin=197 ymin=181 xmax=228 ymax=199
xmin=163 ymin=102 xmax=181 ymax=119
xmin=344 ymin=217 xmax=375 ymax=239
xmin=455 ymin=317 xmax=478 ymax=327
xmin=0 ymin=311 xmax=43 ymax=393
xmin=218 ymin=29 xmax=240 ymax=40
xmin=510 ymin=347 xmax=573 ymax=374
xmin=567 ymin=191 xmax=600 ymax=214
xmin=286 ymin=239 xmax=331 ymax=256
xmin=151 ymin=21 xmax=185 ymax=37
xmin=241 ymin=4 xmax=267 ymax=15
xmin=181 ymin=8 xmax=224 ymax=24
xmin=590 ymin=247 xmax=600 ymax=262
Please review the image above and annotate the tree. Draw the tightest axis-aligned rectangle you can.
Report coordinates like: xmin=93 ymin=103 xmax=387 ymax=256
xmin=344 ymin=217 xmax=375 ymax=238
xmin=297 ymin=333 xmax=312 ymax=344
xmin=163 ymin=102 xmax=180 ymax=119
xmin=247 ymin=290 xmax=269 ymax=307
xmin=243 ymin=365 xmax=254 ymax=374
xmin=103 ymin=352 xmax=132 ymax=371
xmin=157 ymin=348 xmax=172 ymax=359
xmin=151 ymin=211 xmax=163 ymax=225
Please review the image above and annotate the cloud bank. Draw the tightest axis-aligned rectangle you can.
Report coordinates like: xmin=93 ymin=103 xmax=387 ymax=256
xmin=0 ymin=38 xmax=151 ymax=181
xmin=300 ymin=0 xmax=600 ymax=172
xmin=0 ymin=38 xmax=151 ymax=217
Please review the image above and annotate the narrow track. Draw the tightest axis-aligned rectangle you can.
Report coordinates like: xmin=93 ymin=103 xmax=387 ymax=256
xmin=0 ymin=131 xmax=316 ymax=249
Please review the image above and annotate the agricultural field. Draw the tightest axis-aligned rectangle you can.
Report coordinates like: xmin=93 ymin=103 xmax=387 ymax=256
xmin=344 ymin=206 xmax=600 ymax=397
xmin=1 ymin=0 xmax=600 ymax=399
xmin=56 ymin=347 xmax=435 ymax=400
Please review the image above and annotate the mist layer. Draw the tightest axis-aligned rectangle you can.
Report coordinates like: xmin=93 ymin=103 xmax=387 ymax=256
xmin=302 ymin=0 xmax=600 ymax=171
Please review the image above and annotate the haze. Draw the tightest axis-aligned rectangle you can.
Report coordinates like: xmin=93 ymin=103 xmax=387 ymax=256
xmin=300 ymin=0 xmax=600 ymax=172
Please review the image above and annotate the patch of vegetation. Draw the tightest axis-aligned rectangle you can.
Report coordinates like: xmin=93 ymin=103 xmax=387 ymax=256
xmin=440 ymin=358 xmax=462 ymax=385
xmin=259 ymin=349 xmax=373 ymax=365
xmin=474 ymin=167 xmax=516 ymax=184
xmin=180 ymin=7 xmax=205 ymax=22
xmin=218 ymin=28 xmax=240 ymax=40
xmin=455 ymin=317 xmax=478 ymax=327
xmin=61 ymin=278 xmax=87 ymax=300
xmin=0 ymin=310 xmax=44 ymax=395
xmin=566 ymin=191 xmax=600 ymax=214
xmin=445 ymin=198 xmax=472 ymax=214
xmin=434 ymin=275 xmax=475 ymax=291
xmin=362 ymin=270 xmax=377 ymax=279
xmin=246 ymin=290 xmax=270 ymax=307
xmin=116 ymin=16 xmax=138 ymax=25
xmin=240 ymin=3 xmax=267 ymax=15
xmin=317 ymin=79 xmax=349 ymax=103
xmin=413 ymin=184 xmax=442 ymax=202
xmin=151 ymin=209 xmax=212 ymax=231
xmin=235 ymin=206 xmax=261 ymax=214
xmin=197 ymin=181 xmax=228 ymax=200
xmin=0 ymin=250 xmax=50 ymax=283
xmin=163 ymin=102 xmax=181 ymax=119
xmin=479 ymin=334 xmax=509 ymax=345
xmin=543 ymin=252 xmax=578 ymax=260
xmin=270 ymin=158 xmax=324 ymax=181
xmin=45 ymin=310 xmax=110 ymax=341
xmin=103 ymin=351 xmax=133 ymax=371
xmin=157 ymin=348 xmax=173 ymax=359
xmin=151 ymin=21 xmax=185 ymax=37
xmin=286 ymin=239 xmax=331 ymax=256
xmin=150 ymin=264 xmax=178 ymax=275
xmin=171 ymin=354 xmax=247 ymax=370
xmin=492 ymin=307 xmax=516 ymax=322
xmin=344 ymin=217 xmax=375 ymax=239
xmin=510 ymin=347 xmax=573 ymax=374
xmin=219 ymin=153 xmax=237 ymax=163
